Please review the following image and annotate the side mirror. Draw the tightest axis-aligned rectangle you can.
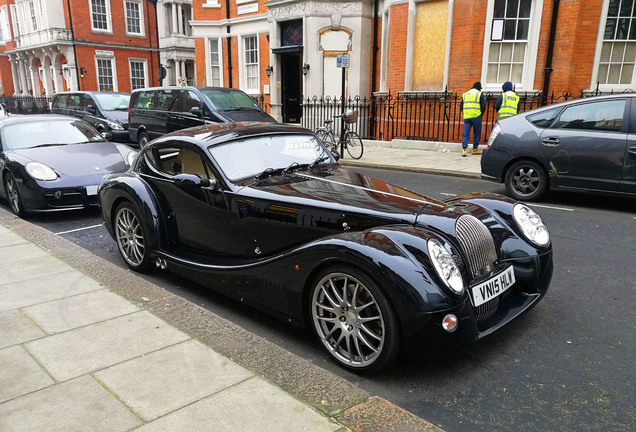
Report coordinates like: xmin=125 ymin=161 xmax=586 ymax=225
xmin=174 ymin=173 xmax=216 ymax=190
xmin=86 ymin=105 xmax=97 ymax=115
xmin=190 ymin=106 xmax=203 ymax=118
xmin=101 ymin=131 xmax=113 ymax=141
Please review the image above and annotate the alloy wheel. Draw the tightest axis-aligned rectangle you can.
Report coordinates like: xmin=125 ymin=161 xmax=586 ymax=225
xmin=115 ymin=206 xmax=146 ymax=267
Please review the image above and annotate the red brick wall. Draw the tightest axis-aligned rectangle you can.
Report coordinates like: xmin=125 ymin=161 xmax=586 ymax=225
xmin=386 ymin=4 xmax=408 ymax=92
xmin=195 ymin=38 xmax=206 ymax=86
xmin=448 ymin=0 xmax=488 ymax=93
xmin=534 ymin=0 xmax=603 ymax=94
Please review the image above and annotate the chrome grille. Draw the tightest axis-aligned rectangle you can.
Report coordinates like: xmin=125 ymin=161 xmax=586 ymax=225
xmin=475 ymin=297 xmax=499 ymax=322
xmin=455 ymin=215 xmax=498 ymax=279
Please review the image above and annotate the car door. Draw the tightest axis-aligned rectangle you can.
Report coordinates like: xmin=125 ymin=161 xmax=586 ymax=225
xmin=538 ymin=98 xmax=628 ymax=192
xmin=620 ymin=98 xmax=636 ymax=193
xmin=167 ymin=90 xmax=206 ymax=134
xmin=142 ymin=141 xmax=230 ymax=254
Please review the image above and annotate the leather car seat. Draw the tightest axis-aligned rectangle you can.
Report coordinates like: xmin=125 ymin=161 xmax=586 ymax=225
xmin=178 ymin=149 xmax=208 ymax=178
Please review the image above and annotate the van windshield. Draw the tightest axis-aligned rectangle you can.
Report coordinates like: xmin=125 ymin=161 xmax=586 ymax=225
xmin=200 ymin=89 xmax=262 ymax=111
xmin=93 ymin=93 xmax=130 ymax=110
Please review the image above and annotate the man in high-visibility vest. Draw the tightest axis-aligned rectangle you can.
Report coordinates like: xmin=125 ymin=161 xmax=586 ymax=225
xmin=460 ymin=81 xmax=486 ymax=157
xmin=495 ymin=81 xmax=519 ymax=119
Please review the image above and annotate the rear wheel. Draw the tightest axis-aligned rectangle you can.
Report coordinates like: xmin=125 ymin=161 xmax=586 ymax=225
xmin=4 ymin=173 xmax=26 ymax=218
xmin=505 ymin=160 xmax=547 ymax=201
xmin=137 ymin=131 xmax=149 ymax=148
xmin=113 ymin=202 xmax=152 ymax=271
xmin=345 ymin=131 xmax=364 ymax=159
xmin=309 ymin=266 xmax=400 ymax=373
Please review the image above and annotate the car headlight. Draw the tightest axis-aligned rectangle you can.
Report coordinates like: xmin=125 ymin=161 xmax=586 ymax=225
xmin=126 ymin=150 xmax=138 ymax=166
xmin=107 ymin=121 xmax=124 ymax=131
xmin=25 ymin=161 xmax=58 ymax=181
xmin=487 ymin=123 xmax=501 ymax=148
xmin=427 ymin=238 xmax=465 ymax=295
xmin=513 ymin=204 xmax=550 ymax=247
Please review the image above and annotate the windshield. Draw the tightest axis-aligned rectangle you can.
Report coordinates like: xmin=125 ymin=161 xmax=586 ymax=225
xmin=2 ymin=120 xmax=105 ymax=150
xmin=200 ymin=89 xmax=262 ymax=111
xmin=93 ymin=93 xmax=130 ymax=110
xmin=209 ymin=134 xmax=333 ymax=182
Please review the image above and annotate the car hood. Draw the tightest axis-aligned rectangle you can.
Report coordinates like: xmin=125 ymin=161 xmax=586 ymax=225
xmin=217 ymin=109 xmax=276 ymax=123
xmin=104 ymin=109 xmax=129 ymax=125
xmin=242 ymin=166 xmax=465 ymax=226
xmin=12 ymin=142 xmax=128 ymax=176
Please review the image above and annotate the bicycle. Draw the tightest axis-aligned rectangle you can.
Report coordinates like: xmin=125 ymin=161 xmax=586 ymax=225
xmin=314 ymin=110 xmax=364 ymax=159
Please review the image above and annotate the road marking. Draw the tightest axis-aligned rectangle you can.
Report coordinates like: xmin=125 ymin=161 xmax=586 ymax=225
xmin=528 ymin=203 xmax=574 ymax=212
xmin=55 ymin=223 xmax=104 ymax=235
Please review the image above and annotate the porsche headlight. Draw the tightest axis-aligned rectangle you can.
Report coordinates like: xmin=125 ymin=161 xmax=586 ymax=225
xmin=427 ymin=238 xmax=464 ymax=294
xmin=513 ymin=204 xmax=550 ymax=247
xmin=25 ymin=161 xmax=58 ymax=181
xmin=126 ymin=150 xmax=138 ymax=166
xmin=107 ymin=121 xmax=124 ymax=131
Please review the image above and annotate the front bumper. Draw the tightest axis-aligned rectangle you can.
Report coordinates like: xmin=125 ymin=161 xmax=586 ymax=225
xmin=18 ymin=178 xmax=101 ymax=212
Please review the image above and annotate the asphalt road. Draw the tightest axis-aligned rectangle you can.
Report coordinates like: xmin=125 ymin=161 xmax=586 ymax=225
xmin=3 ymin=168 xmax=634 ymax=432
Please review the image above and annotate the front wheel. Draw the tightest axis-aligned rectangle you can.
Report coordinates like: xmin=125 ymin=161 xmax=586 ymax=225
xmin=113 ymin=202 xmax=153 ymax=271
xmin=309 ymin=266 xmax=400 ymax=373
xmin=4 ymin=173 xmax=26 ymax=218
xmin=137 ymin=131 xmax=149 ymax=148
xmin=315 ymin=128 xmax=335 ymax=145
xmin=504 ymin=160 xmax=548 ymax=201
xmin=345 ymin=131 xmax=364 ymax=159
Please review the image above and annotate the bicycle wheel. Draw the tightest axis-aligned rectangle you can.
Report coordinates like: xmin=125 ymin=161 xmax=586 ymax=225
xmin=345 ymin=131 xmax=364 ymax=159
xmin=315 ymin=128 xmax=335 ymax=144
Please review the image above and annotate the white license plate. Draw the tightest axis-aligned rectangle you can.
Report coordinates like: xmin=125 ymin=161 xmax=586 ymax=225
xmin=86 ymin=185 xmax=98 ymax=196
xmin=471 ymin=265 xmax=516 ymax=307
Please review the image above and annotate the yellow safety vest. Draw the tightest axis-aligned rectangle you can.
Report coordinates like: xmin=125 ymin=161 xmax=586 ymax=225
xmin=498 ymin=91 xmax=519 ymax=118
xmin=462 ymin=89 xmax=482 ymax=119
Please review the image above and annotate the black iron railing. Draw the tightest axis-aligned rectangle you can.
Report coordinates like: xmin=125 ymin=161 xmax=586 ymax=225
xmin=1 ymin=95 xmax=52 ymax=114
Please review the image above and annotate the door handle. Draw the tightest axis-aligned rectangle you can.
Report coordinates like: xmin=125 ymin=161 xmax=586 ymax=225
xmin=628 ymin=145 xmax=636 ymax=154
xmin=542 ymin=137 xmax=560 ymax=146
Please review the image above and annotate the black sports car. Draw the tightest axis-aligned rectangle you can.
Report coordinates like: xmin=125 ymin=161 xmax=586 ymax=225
xmin=99 ymin=122 xmax=553 ymax=372
xmin=0 ymin=114 xmax=137 ymax=217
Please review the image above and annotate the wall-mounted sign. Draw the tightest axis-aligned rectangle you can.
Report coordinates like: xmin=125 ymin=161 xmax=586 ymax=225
xmin=95 ymin=50 xmax=114 ymax=57
xmin=337 ymin=54 xmax=350 ymax=68
xmin=238 ymin=3 xmax=258 ymax=15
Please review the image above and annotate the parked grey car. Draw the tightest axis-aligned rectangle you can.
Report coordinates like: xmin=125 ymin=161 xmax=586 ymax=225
xmin=481 ymin=94 xmax=636 ymax=201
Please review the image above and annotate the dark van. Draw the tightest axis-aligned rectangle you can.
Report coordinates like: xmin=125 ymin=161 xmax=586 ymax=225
xmin=128 ymin=86 xmax=276 ymax=146
xmin=51 ymin=91 xmax=130 ymax=142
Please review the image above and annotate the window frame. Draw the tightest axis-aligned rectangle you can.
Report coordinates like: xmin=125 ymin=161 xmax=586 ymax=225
xmin=129 ymin=59 xmax=148 ymax=91
xmin=95 ymin=56 xmax=118 ymax=92
xmin=591 ymin=0 xmax=636 ymax=91
xmin=124 ymin=0 xmax=145 ymax=37
xmin=207 ymin=37 xmax=223 ymax=87
xmin=241 ymin=34 xmax=260 ymax=94
xmin=89 ymin=0 xmax=113 ymax=34
xmin=481 ymin=0 xmax=545 ymax=92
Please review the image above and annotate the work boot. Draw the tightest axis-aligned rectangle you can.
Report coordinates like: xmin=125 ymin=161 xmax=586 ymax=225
xmin=462 ymin=148 xmax=468 ymax=157
xmin=472 ymin=148 xmax=482 ymax=155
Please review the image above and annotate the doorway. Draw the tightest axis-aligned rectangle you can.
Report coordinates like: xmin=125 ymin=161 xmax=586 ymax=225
xmin=281 ymin=53 xmax=301 ymax=123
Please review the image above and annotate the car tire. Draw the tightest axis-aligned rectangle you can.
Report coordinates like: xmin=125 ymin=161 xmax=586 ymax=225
xmin=138 ymin=131 xmax=149 ymax=148
xmin=4 ymin=173 xmax=26 ymax=218
xmin=309 ymin=266 xmax=400 ymax=373
xmin=113 ymin=201 xmax=153 ymax=272
xmin=505 ymin=160 xmax=548 ymax=201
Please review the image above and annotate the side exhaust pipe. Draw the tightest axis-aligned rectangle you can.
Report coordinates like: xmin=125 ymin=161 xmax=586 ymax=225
xmin=155 ymin=257 xmax=168 ymax=270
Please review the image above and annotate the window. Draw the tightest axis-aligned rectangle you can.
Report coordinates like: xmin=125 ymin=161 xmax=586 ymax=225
xmin=554 ymin=99 xmax=626 ymax=132
xmin=209 ymin=38 xmax=221 ymax=86
xmin=90 ymin=0 xmax=111 ymax=32
xmin=243 ymin=35 xmax=259 ymax=93
xmin=125 ymin=0 xmax=144 ymax=36
xmin=527 ymin=107 xmax=562 ymax=128
xmin=130 ymin=60 xmax=147 ymax=90
xmin=10 ymin=5 xmax=19 ymax=39
xmin=203 ymin=0 xmax=221 ymax=8
xmin=97 ymin=58 xmax=115 ymax=91
xmin=596 ymin=0 xmax=636 ymax=88
xmin=28 ymin=0 xmax=37 ymax=31
xmin=0 ymin=7 xmax=6 ymax=43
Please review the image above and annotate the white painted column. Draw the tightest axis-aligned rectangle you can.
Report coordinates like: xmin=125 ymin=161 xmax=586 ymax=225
xmin=177 ymin=4 xmax=183 ymax=35
xmin=171 ymin=2 xmax=178 ymax=35
xmin=18 ymin=59 xmax=29 ymax=95
xmin=9 ymin=55 xmax=21 ymax=94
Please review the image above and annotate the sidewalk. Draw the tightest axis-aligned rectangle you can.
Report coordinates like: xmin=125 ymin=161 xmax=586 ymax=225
xmin=0 ymin=198 xmax=444 ymax=432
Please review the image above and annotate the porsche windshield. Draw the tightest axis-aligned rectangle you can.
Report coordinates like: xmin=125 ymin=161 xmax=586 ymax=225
xmin=209 ymin=134 xmax=332 ymax=181
xmin=2 ymin=120 xmax=105 ymax=150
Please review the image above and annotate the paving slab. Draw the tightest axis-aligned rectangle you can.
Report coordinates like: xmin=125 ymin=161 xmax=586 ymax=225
xmin=0 ymin=271 xmax=104 ymax=313
xmin=0 ymin=345 xmax=54 ymax=403
xmin=0 ymin=242 xmax=50 ymax=264
xmin=0 ymin=225 xmax=28 ymax=246
xmin=23 ymin=289 xmax=141 ymax=333
xmin=0 ymin=375 xmax=142 ymax=432
xmin=0 ymin=309 xmax=46 ymax=349
xmin=95 ymin=339 xmax=254 ymax=421
xmin=25 ymin=311 xmax=190 ymax=381
xmin=0 ymin=255 xmax=76 ymax=285
xmin=133 ymin=377 xmax=343 ymax=432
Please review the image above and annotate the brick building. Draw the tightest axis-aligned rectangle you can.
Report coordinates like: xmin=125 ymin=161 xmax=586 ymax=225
xmin=0 ymin=0 xmax=160 ymax=96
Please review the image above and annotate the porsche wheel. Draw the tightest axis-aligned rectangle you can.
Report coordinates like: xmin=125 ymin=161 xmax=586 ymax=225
xmin=113 ymin=202 xmax=152 ymax=271
xmin=505 ymin=160 xmax=547 ymax=201
xmin=4 ymin=173 xmax=26 ymax=218
xmin=310 ymin=267 xmax=400 ymax=373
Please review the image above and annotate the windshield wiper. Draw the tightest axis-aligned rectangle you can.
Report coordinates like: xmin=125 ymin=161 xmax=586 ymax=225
xmin=308 ymin=155 xmax=330 ymax=170
xmin=29 ymin=143 xmax=67 ymax=148
xmin=253 ymin=167 xmax=284 ymax=181
xmin=221 ymin=107 xmax=259 ymax=112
